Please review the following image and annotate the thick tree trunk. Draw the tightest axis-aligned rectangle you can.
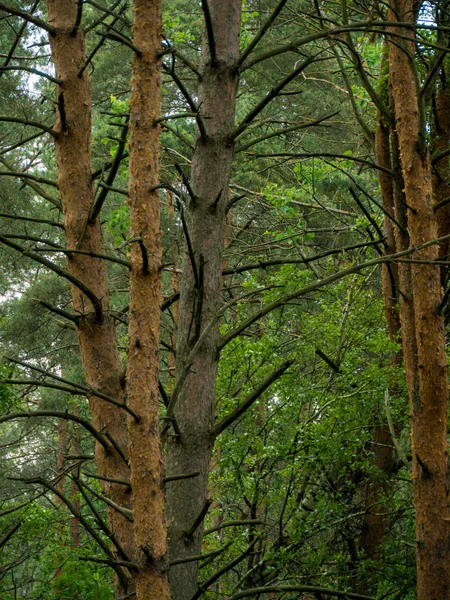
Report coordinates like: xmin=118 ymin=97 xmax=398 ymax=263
xmin=126 ymin=2 xmax=170 ymax=600
xmin=389 ymin=3 xmax=450 ymax=597
xmin=165 ymin=3 xmax=242 ymax=599
xmin=45 ymin=1 xmax=134 ymax=596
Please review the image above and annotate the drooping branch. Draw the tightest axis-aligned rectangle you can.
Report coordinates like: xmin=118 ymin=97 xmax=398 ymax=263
xmin=0 ymin=411 xmax=112 ymax=452
xmin=0 ymin=66 xmax=62 ymax=84
xmin=0 ymin=2 xmax=56 ymax=35
xmin=33 ymin=298 xmax=79 ymax=324
xmin=0 ymin=131 xmax=45 ymax=156
xmin=315 ymin=348 xmax=341 ymax=374
xmin=0 ymin=157 xmax=61 ymax=209
xmin=5 ymin=357 xmax=140 ymax=420
xmin=211 ymin=360 xmax=293 ymax=438
xmin=14 ymin=476 xmax=130 ymax=587
xmin=95 ymin=29 xmax=142 ymax=56
xmin=81 ymin=479 xmax=134 ymax=521
xmin=83 ymin=472 xmax=131 ymax=487
xmin=0 ymin=168 xmax=58 ymax=186
xmin=1 ymin=0 xmax=39 ymax=69
xmin=0 ymin=116 xmax=57 ymax=138
xmin=169 ymin=544 xmax=232 ymax=566
xmin=0 ymin=211 xmax=64 ymax=229
xmin=72 ymin=475 xmax=134 ymax=564
xmin=0 ymin=234 xmax=104 ymax=321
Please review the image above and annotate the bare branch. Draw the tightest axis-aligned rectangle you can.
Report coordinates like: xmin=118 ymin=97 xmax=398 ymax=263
xmin=0 ymin=411 xmax=112 ymax=452
xmin=0 ymin=2 xmax=56 ymax=35
xmin=0 ymin=131 xmax=45 ymax=156
xmin=191 ymin=537 xmax=261 ymax=600
xmin=0 ymin=521 xmax=22 ymax=550
xmin=204 ymin=519 xmax=265 ymax=536
xmin=164 ymin=471 xmax=200 ymax=484
xmin=235 ymin=111 xmax=339 ymax=152
xmin=231 ymin=55 xmax=319 ymax=140
xmin=201 ymin=0 xmax=216 ymax=65
xmin=90 ymin=115 xmax=129 ymax=223
xmin=222 ymin=239 xmax=384 ymax=276
xmin=229 ymin=585 xmax=376 ymax=600
xmin=237 ymin=0 xmax=289 ymax=68
xmin=81 ymin=479 xmax=134 ymax=521
xmin=16 ymin=476 xmax=130 ymax=587
xmin=5 ymin=357 xmax=140 ymax=420
xmin=185 ymin=499 xmax=213 ymax=539
xmin=0 ymin=234 xmax=104 ymax=322
xmin=248 ymin=151 xmax=392 ymax=174
xmin=211 ymin=360 xmax=293 ymax=438
xmin=0 ymin=116 xmax=57 ymax=138
xmin=33 ymin=298 xmax=79 ymax=324
xmin=0 ymin=66 xmax=62 ymax=84
xmin=219 ymin=233 xmax=450 ymax=349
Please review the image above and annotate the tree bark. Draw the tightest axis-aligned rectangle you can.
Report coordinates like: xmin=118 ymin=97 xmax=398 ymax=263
xmin=432 ymin=81 xmax=450 ymax=286
xmin=165 ymin=3 xmax=242 ymax=599
xmin=389 ymin=2 xmax=450 ymax=597
xmin=359 ymin=45 xmax=402 ymax=577
xmin=45 ymin=1 xmax=134 ymax=595
xmin=126 ymin=2 xmax=170 ymax=599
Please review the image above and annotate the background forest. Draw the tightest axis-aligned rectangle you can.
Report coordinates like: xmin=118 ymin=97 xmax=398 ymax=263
xmin=0 ymin=1 xmax=448 ymax=599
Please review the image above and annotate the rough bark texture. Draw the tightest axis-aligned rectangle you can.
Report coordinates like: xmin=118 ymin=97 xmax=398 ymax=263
xmin=432 ymin=82 xmax=450 ymax=285
xmin=360 ymin=47 xmax=402 ymax=571
xmin=45 ymin=1 xmax=134 ymax=595
xmin=126 ymin=2 xmax=170 ymax=600
xmin=389 ymin=3 xmax=450 ymax=597
xmin=165 ymin=3 xmax=242 ymax=599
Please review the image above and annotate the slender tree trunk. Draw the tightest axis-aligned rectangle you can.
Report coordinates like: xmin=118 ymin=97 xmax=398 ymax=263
xmin=432 ymin=81 xmax=450 ymax=285
xmin=165 ymin=3 xmax=242 ymax=598
xmin=45 ymin=1 xmax=134 ymax=595
xmin=360 ymin=46 xmax=402 ymax=574
xmin=125 ymin=2 xmax=170 ymax=600
xmin=389 ymin=3 xmax=450 ymax=597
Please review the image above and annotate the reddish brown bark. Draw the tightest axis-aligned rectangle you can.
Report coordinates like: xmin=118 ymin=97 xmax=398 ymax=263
xmin=359 ymin=45 xmax=402 ymax=570
xmin=45 ymin=1 xmax=134 ymax=595
xmin=432 ymin=82 xmax=450 ymax=285
xmin=165 ymin=3 xmax=242 ymax=599
xmin=389 ymin=2 xmax=450 ymax=597
xmin=125 ymin=1 xmax=170 ymax=599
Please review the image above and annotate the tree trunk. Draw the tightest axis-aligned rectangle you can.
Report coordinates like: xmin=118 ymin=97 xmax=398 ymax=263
xmin=360 ymin=46 xmax=402 ymax=575
xmin=45 ymin=1 xmax=134 ymax=595
xmin=432 ymin=81 xmax=450 ymax=286
xmin=125 ymin=2 xmax=170 ymax=599
xmin=389 ymin=2 xmax=450 ymax=597
xmin=165 ymin=3 xmax=242 ymax=599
